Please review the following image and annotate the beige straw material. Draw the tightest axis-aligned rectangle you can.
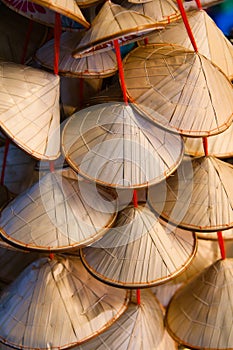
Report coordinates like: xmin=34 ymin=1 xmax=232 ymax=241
xmin=184 ymin=123 xmax=233 ymax=158
xmin=0 ymin=255 xmax=129 ymax=349
xmin=197 ymin=228 xmax=233 ymax=240
xmin=140 ymin=10 xmax=233 ymax=80
xmin=62 ymin=102 xmax=184 ymax=189
xmin=148 ymin=156 xmax=233 ymax=232
xmin=122 ymin=0 xmax=180 ymax=25
xmin=0 ymin=4 xmax=47 ymax=64
xmin=81 ymin=204 xmax=197 ymax=288
xmin=1 ymin=0 xmax=90 ymax=30
xmin=0 ymin=143 xmax=36 ymax=195
xmin=0 ymin=61 xmax=60 ymax=160
xmin=35 ymin=31 xmax=118 ymax=78
xmin=165 ymin=258 xmax=233 ymax=349
xmin=0 ymin=169 xmax=117 ymax=252
xmin=124 ymin=44 xmax=233 ymax=137
xmin=75 ymin=289 xmax=176 ymax=350
xmin=72 ymin=0 xmax=163 ymax=58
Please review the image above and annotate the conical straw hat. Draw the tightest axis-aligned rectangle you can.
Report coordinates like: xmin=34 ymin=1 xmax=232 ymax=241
xmin=197 ymin=228 xmax=233 ymax=240
xmin=184 ymin=122 xmax=233 ymax=158
xmin=35 ymin=31 xmax=118 ymax=78
xmin=0 ymin=255 xmax=129 ymax=349
xmin=0 ymin=143 xmax=36 ymax=195
xmin=62 ymin=102 xmax=184 ymax=189
xmin=123 ymin=44 xmax=233 ymax=137
xmin=72 ymin=0 xmax=163 ymax=58
xmin=0 ymin=168 xmax=117 ymax=252
xmin=73 ymin=290 xmax=177 ymax=350
xmin=183 ymin=0 xmax=224 ymax=11
xmin=148 ymin=156 xmax=233 ymax=232
xmin=122 ymin=0 xmax=180 ymax=25
xmin=165 ymin=258 xmax=233 ymax=349
xmin=81 ymin=204 xmax=197 ymax=288
xmin=1 ymin=0 xmax=90 ymax=29
xmin=0 ymin=61 xmax=60 ymax=160
xmin=140 ymin=10 xmax=233 ymax=80
xmin=0 ymin=4 xmax=47 ymax=64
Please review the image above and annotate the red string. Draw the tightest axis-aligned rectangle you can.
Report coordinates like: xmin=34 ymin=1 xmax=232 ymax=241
xmin=1 ymin=138 xmax=10 ymax=186
xmin=49 ymin=253 xmax=55 ymax=260
xmin=54 ymin=12 xmax=62 ymax=75
xmin=136 ymin=289 xmax=141 ymax=305
xmin=21 ymin=19 xmax=33 ymax=65
xmin=144 ymin=37 xmax=149 ymax=45
xmin=202 ymin=137 xmax=208 ymax=156
xmin=133 ymin=189 xmax=138 ymax=208
xmin=195 ymin=0 xmax=202 ymax=9
xmin=113 ymin=39 xmax=128 ymax=104
xmin=217 ymin=231 xmax=226 ymax=259
xmin=49 ymin=161 xmax=55 ymax=172
xmin=176 ymin=0 xmax=198 ymax=52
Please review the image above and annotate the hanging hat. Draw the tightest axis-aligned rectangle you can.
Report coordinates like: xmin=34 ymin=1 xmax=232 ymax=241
xmin=62 ymin=102 xmax=184 ymax=189
xmin=123 ymin=44 xmax=233 ymax=137
xmin=183 ymin=0 xmax=224 ymax=11
xmin=122 ymin=0 xmax=180 ymax=25
xmin=0 ymin=4 xmax=48 ymax=64
xmin=148 ymin=156 xmax=233 ymax=232
xmin=184 ymin=122 xmax=233 ymax=158
xmin=0 ymin=61 xmax=60 ymax=160
xmin=0 ymin=168 xmax=117 ymax=252
xmin=73 ymin=290 xmax=177 ymax=350
xmin=81 ymin=204 xmax=197 ymax=288
xmin=0 ymin=255 xmax=129 ymax=349
xmin=165 ymin=258 xmax=233 ymax=349
xmin=2 ymin=0 xmax=90 ymax=30
xmin=140 ymin=10 xmax=233 ymax=80
xmin=72 ymin=0 xmax=163 ymax=58
xmin=35 ymin=31 xmax=118 ymax=78
xmin=0 ymin=142 xmax=36 ymax=195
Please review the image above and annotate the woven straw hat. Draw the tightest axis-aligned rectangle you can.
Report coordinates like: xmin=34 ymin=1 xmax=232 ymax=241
xmin=122 ymin=0 xmax=180 ymax=25
xmin=0 ymin=61 xmax=60 ymax=160
xmin=148 ymin=156 xmax=233 ymax=232
xmin=35 ymin=31 xmax=118 ymax=78
xmin=140 ymin=10 xmax=233 ymax=80
xmin=123 ymin=44 xmax=233 ymax=137
xmin=0 ymin=255 xmax=129 ymax=349
xmin=166 ymin=258 xmax=233 ymax=349
xmin=74 ymin=289 xmax=177 ymax=350
xmin=1 ymin=0 xmax=90 ymax=29
xmin=0 ymin=169 xmax=117 ymax=252
xmin=182 ymin=0 xmax=224 ymax=11
xmin=81 ymin=204 xmax=197 ymax=288
xmin=184 ymin=122 xmax=233 ymax=158
xmin=72 ymin=0 xmax=163 ymax=58
xmin=62 ymin=102 xmax=184 ymax=189
xmin=0 ymin=4 xmax=47 ymax=63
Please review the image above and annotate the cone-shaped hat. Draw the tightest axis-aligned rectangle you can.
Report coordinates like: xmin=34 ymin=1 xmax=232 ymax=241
xmin=0 ymin=168 xmax=117 ymax=252
xmin=62 ymin=102 xmax=184 ymax=189
xmin=72 ymin=0 xmax=163 ymax=58
xmin=0 ymin=143 xmax=36 ymax=195
xmin=183 ymin=0 xmax=224 ymax=11
xmin=1 ymin=0 xmax=90 ymax=29
xmin=165 ymin=258 xmax=233 ymax=349
xmin=0 ymin=61 xmax=60 ymax=160
xmin=72 ymin=290 xmax=177 ymax=350
xmin=81 ymin=204 xmax=197 ymax=288
xmin=142 ymin=10 xmax=233 ymax=80
xmin=35 ymin=32 xmax=118 ymax=78
xmin=148 ymin=156 xmax=233 ymax=232
xmin=184 ymin=122 xmax=233 ymax=158
xmin=0 ymin=255 xmax=129 ymax=349
xmin=124 ymin=44 xmax=233 ymax=137
xmin=122 ymin=0 xmax=180 ymax=25
xmin=0 ymin=4 xmax=47 ymax=64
